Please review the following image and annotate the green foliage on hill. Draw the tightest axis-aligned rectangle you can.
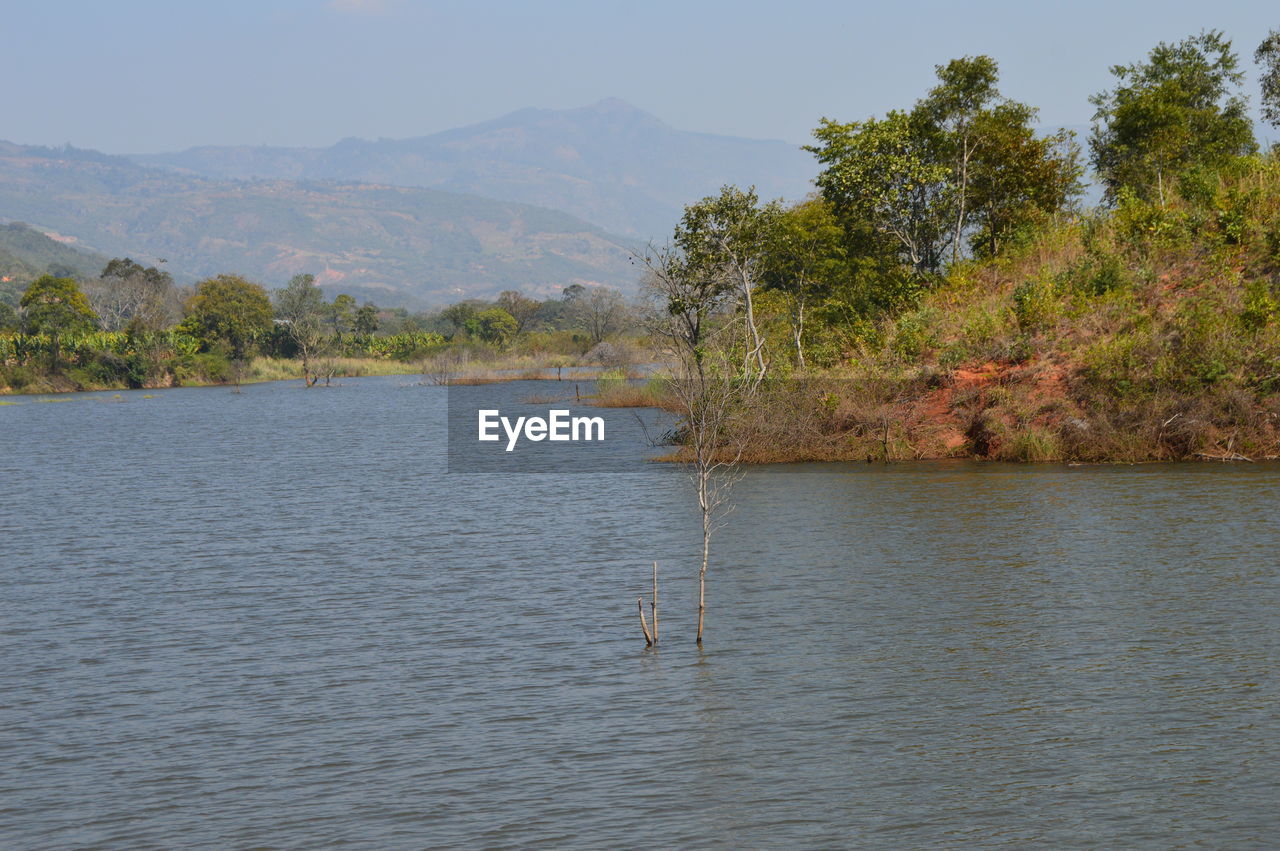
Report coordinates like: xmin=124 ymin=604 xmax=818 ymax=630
xmin=0 ymin=222 xmax=107 ymax=304
xmin=645 ymin=30 xmax=1280 ymax=463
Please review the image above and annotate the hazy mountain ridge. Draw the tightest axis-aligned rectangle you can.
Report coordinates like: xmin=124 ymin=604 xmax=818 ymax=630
xmin=132 ymin=99 xmax=817 ymax=238
xmin=0 ymin=141 xmax=640 ymax=306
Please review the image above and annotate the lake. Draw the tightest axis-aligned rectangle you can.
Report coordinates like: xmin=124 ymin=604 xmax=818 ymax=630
xmin=2 ymin=375 xmax=1278 ymax=847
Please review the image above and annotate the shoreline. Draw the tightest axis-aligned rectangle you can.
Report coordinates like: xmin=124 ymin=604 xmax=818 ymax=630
xmin=7 ymin=361 xmax=1276 ymax=465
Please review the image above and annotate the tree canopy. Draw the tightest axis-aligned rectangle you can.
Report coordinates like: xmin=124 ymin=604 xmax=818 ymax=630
xmin=808 ymin=55 xmax=1079 ymax=276
xmin=180 ymin=274 xmax=273 ymax=360
xmin=1258 ymin=29 xmax=1280 ymax=129
xmin=21 ymin=275 xmax=98 ymax=337
xmin=87 ymin=258 xmax=178 ymax=332
xmin=468 ymin=308 xmax=518 ymax=346
xmin=274 ymin=273 xmax=329 ymax=385
xmin=1090 ymin=30 xmax=1256 ymax=204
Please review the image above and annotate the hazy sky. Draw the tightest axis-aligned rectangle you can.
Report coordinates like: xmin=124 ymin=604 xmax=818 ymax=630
xmin=4 ymin=0 xmax=1277 ymax=153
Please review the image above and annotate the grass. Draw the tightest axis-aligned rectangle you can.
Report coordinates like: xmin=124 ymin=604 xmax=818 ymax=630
xmin=244 ymin=356 xmax=425 ymax=383
xmin=589 ymin=374 xmax=672 ymax=408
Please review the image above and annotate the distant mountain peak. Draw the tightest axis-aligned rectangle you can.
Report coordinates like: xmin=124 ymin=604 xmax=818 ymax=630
xmin=583 ymin=97 xmax=647 ymax=114
xmin=127 ymin=101 xmax=815 ymax=238
xmin=572 ymin=98 xmax=666 ymax=127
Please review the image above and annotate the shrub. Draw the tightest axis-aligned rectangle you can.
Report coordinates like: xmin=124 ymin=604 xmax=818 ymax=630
xmin=1012 ymin=271 xmax=1059 ymax=333
xmin=1241 ymin=280 xmax=1278 ymax=331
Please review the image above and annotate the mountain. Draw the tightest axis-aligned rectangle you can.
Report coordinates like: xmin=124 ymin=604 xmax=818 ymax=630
xmin=0 ymin=221 xmax=108 ymax=287
xmin=132 ymin=99 xmax=817 ymax=238
xmin=0 ymin=141 xmax=641 ymax=307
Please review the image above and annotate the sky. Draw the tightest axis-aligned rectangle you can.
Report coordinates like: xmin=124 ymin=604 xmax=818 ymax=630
xmin=3 ymin=0 xmax=1277 ymax=154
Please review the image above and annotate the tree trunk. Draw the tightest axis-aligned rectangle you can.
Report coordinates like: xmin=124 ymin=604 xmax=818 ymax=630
xmin=697 ymin=473 xmax=710 ymax=646
xmin=651 ymin=561 xmax=659 ymax=644
xmin=953 ymin=135 xmax=972 ymax=264
xmin=793 ymin=296 xmax=807 ymax=371
xmin=739 ymin=268 xmax=766 ymax=385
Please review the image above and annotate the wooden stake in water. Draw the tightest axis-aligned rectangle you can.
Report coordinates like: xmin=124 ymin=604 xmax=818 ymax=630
xmin=638 ymin=597 xmax=653 ymax=646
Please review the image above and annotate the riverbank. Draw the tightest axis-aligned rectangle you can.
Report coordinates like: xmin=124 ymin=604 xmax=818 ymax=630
xmin=0 ymin=352 xmax=631 ymax=395
xmin=6 ymin=360 xmax=1277 ymax=463
xmin=0 ymin=355 xmax=426 ymax=395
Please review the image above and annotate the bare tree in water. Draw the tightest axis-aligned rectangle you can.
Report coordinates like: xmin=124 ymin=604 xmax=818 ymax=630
xmin=642 ymin=243 xmax=753 ymax=645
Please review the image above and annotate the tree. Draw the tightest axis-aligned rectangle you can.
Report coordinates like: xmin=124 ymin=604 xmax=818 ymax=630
xmin=640 ymin=244 xmax=728 ymax=378
xmin=760 ymin=199 xmax=847 ymax=370
xmin=569 ymin=286 xmax=627 ymax=345
xmin=468 ymin=308 xmax=517 ymax=346
xmin=86 ymin=258 xmax=179 ymax=332
xmin=0 ymin=301 xmax=18 ymax=332
xmin=328 ymin=293 xmax=356 ymax=337
xmin=967 ymin=104 xmax=1083 ymax=257
xmin=1089 ymin=31 xmax=1256 ymax=205
xmin=675 ymin=186 xmax=780 ymax=384
xmin=920 ymin=55 xmax=1000 ymax=261
xmin=811 ymin=56 xmax=1079 ymax=270
xmin=809 ymin=110 xmax=954 ymax=276
xmin=439 ymin=301 xmax=481 ymax=337
xmin=354 ymin=302 xmax=379 ymax=335
xmin=642 ymin=243 xmax=754 ymax=645
xmin=496 ymin=290 xmax=542 ymax=334
xmin=179 ymin=274 xmax=273 ymax=362
xmin=20 ymin=275 xmax=98 ymax=367
xmin=274 ymin=273 xmax=328 ymax=387
xmin=1258 ymin=29 xmax=1280 ymax=129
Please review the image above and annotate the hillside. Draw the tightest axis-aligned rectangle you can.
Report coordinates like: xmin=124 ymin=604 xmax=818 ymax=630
xmin=0 ymin=221 xmax=108 ymax=294
xmin=0 ymin=141 xmax=640 ymax=306
xmin=727 ymin=155 xmax=1280 ymax=464
xmin=131 ymin=99 xmax=816 ymax=239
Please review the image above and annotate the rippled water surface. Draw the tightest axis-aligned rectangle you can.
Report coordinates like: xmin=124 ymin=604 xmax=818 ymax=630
xmin=3 ymin=377 xmax=1278 ymax=847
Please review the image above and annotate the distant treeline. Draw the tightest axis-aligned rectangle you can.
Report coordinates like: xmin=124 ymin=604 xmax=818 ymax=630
xmin=0 ymin=252 xmax=640 ymax=391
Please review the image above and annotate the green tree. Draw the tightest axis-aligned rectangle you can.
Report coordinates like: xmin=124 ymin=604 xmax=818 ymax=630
xmin=760 ymin=199 xmax=847 ymax=369
xmin=675 ymin=185 xmax=780 ymax=383
xmin=439 ymin=301 xmax=480 ymax=337
xmin=967 ymin=104 xmax=1083 ymax=257
xmin=640 ymin=244 xmax=727 ymax=378
xmin=809 ymin=110 xmax=953 ymax=276
xmin=274 ymin=273 xmax=329 ymax=386
xmin=1258 ymin=29 xmax=1280 ymax=129
xmin=0 ymin=300 xmax=18 ymax=332
xmin=20 ymin=274 xmax=98 ymax=367
xmin=920 ymin=55 xmax=1000 ymax=260
xmin=180 ymin=274 xmax=273 ymax=361
xmin=1089 ymin=31 xmax=1256 ymax=204
xmin=354 ymin=302 xmax=379 ymax=335
xmin=468 ymin=308 xmax=518 ymax=346
xmin=328 ymin=293 xmax=356 ymax=337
